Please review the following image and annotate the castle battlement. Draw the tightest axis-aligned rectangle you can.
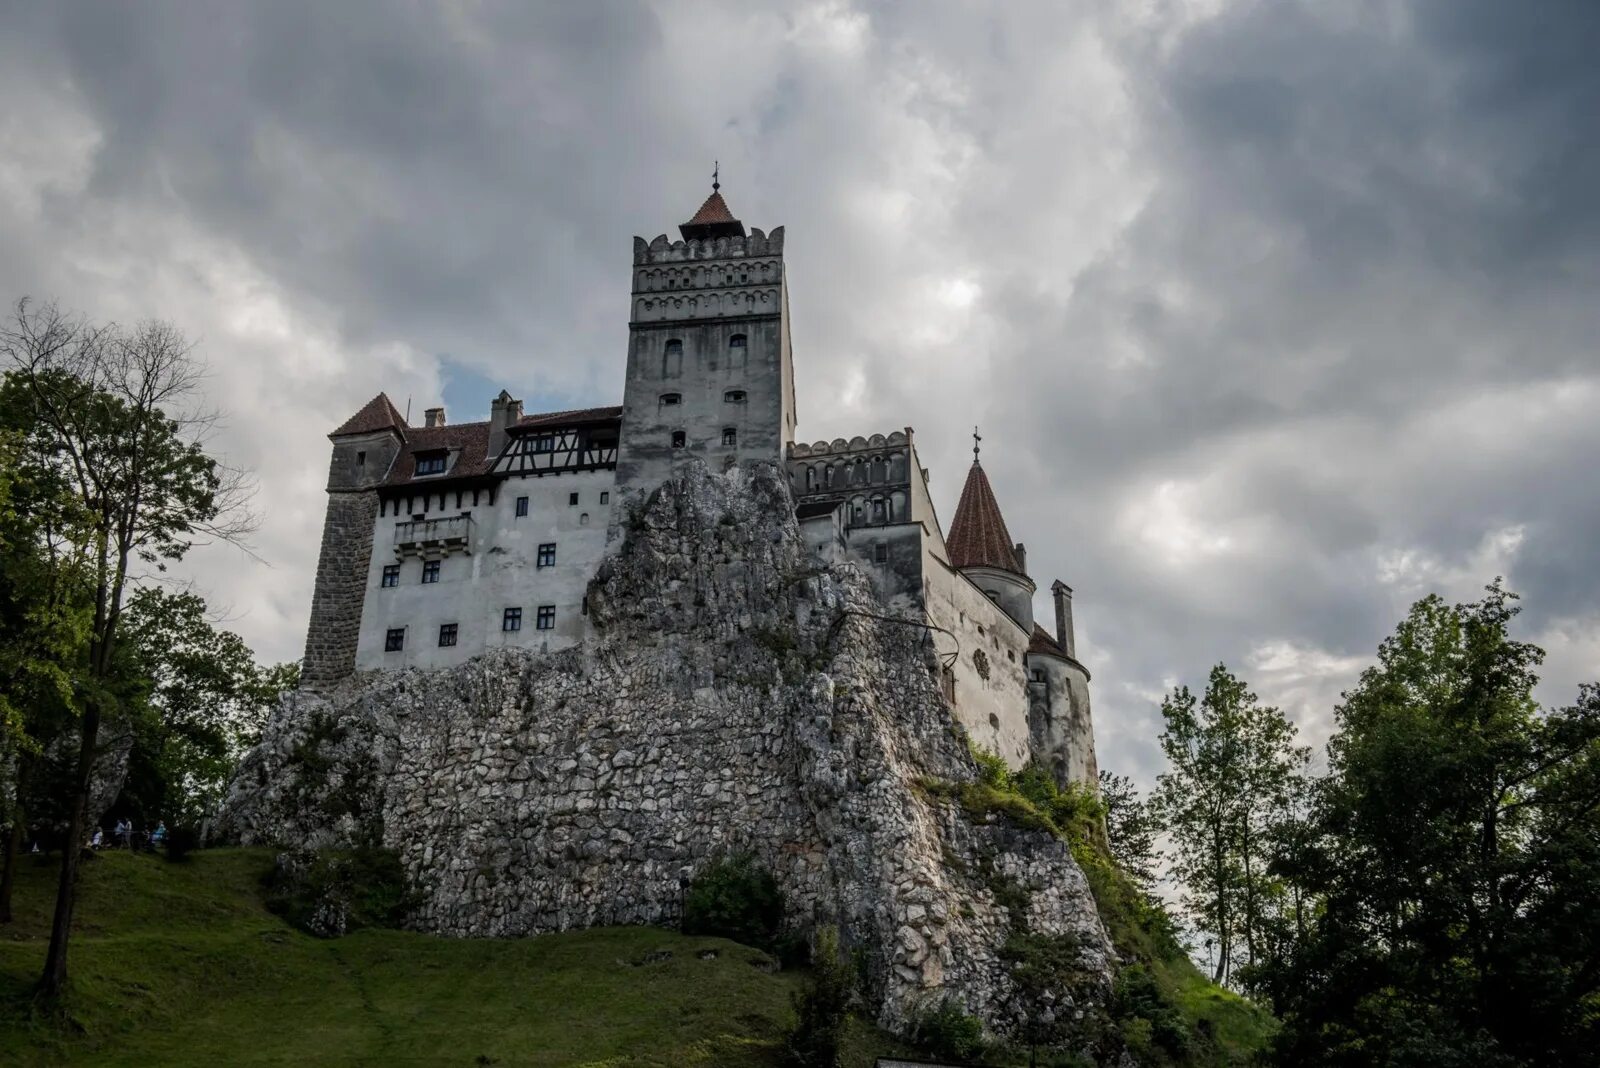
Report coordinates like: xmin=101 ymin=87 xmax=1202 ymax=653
xmin=631 ymin=226 xmax=786 ymax=264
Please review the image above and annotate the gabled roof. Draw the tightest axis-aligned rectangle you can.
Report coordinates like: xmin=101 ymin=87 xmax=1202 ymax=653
xmin=680 ymin=187 xmax=747 ymax=241
xmin=516 ymin=405 xmax=624 ymax=430
xmin=946 ymin=461 xmax=1023 ymax=575
xmin=330 ymin=393 xmax=408 ymax=439
xmin=379 ymin=404 xmax=622 ymax=488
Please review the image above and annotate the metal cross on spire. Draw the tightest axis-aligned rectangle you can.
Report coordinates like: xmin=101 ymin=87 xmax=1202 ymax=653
xmin=712 ymin=160 xmax=720 ymax=192
xmin=973 ymin=425 xmax=982 ymax=463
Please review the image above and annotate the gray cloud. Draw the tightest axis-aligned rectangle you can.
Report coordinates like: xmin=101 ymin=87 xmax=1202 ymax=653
xmin=2 ymin=0 xmax=1595 ymax=792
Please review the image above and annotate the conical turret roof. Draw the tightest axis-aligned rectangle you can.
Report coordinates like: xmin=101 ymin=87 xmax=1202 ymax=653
xmin=947 ymin=459 xmax=1024 ymax=575
xmin=330 ymin=392 xmax=408 ymax=439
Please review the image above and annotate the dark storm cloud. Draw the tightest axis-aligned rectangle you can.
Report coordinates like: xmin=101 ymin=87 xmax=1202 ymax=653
xmin=1 ymin=0 xmax=1595 ymax=789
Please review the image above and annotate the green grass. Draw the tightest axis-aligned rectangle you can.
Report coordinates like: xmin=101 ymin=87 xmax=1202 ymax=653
xmin=0 ymin=849 xmax=905 ymax=1066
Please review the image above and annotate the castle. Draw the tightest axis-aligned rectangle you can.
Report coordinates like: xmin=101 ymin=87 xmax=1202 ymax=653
xmin=300 ymin=183 xmax=1097 ymax=787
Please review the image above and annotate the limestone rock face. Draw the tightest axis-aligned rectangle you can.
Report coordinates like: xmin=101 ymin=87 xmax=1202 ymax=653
xmin=217 ymin=461 xmax=1111 ymax=1033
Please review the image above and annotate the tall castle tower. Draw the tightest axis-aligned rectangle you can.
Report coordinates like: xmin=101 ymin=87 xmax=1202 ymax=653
xmin=615 ymin=181 xmax=797 ymax=494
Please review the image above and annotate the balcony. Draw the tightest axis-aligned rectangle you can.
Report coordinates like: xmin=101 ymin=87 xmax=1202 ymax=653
xmin=393 ymin=515 xmax=473 ymax=558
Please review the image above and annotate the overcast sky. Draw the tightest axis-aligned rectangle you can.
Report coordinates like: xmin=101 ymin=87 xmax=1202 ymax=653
xmin=3 ymin=0 xmax=1596 ymax=790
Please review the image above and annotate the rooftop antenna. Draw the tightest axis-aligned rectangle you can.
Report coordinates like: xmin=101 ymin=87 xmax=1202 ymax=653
xmin=712 ymin=160 xmax=720 ymax=192
xmin=973 ymin=425 xmax=982 ymax=464
xmin=405 ymin=396 xmax=412 ymax=424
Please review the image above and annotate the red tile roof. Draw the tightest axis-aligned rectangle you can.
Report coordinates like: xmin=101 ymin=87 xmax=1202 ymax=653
xmin=379 ymin=404 xmax=622 ymax=487
xmin=686 ymin=190 xmax=737 ymax=226
xmin=1028 ymin=624 xmax=1067 ymax=658
xmin=946 ymin=461 xmax=1023 ymax=574
xmin=330 ymin=393 xmax=408 ymax=438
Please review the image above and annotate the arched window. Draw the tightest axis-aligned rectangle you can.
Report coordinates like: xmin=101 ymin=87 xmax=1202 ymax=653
xmin=662 ymin=339 xmax=683 ymax=378
xmin=805 ymin=466 xmax=818 ymax=491
xmin=728 ymin=333 xmax=747 ymax=370
xmin=871 ymin=497 xmax=886 ymax=523
xmin=825 ymin=464 xmax=837 ymax=488
xmin=721 ymin=427 xmax=737 ymax=447
xmin=870 ymin=456 xmax=886 ymax=483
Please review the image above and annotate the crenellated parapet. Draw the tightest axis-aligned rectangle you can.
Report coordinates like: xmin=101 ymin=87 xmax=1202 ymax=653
xmin=631 ymin=226 xmax=785 ymax=265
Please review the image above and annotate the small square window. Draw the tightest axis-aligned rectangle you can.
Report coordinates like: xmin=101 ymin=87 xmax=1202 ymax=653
xmin=384 ymin=628 xmax=405 ymax=652
xmin=381 ymin=565 xmax=400 ymax=588
xmin=568 ymin=492 xmax=579 ymax=506
xmin=600 ymin=491 xmax=610 ymax=504
xmin=515 ymin=496 xmax=529 ymax=517
xmin=502 ymin=607 xmax=522 ymax=632
xmin=671 ymin=431 xmax=686 ymax=448
xmin=535 ymin=434 xmax=556 ymax=453
xmin=874 ymin=543 xmax=888 ymax=563
xmin=536 ymin=605 xmax=556 ymax=630
xmin=721 ymin=427 xmax=737 ymax=447
xmin=421 ymin=560 xmax=440 ymax=584
xmin=724 ymin=390 xmax=746 ymax=403
xmin=438 ymin=623 xmax=458 ymax=647
xmin=537 ymin=543 xmax=556 ymax=568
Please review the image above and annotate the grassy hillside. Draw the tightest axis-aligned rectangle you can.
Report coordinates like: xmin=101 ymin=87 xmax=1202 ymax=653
xmin=0 ymin=849 xmax=905 ymax=1067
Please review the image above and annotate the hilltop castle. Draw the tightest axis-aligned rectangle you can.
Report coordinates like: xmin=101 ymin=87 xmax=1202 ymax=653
xmin=301 ymin=183 xmax=1097 ymax=787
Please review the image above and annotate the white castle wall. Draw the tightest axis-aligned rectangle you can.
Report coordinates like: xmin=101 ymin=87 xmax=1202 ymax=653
xmin=355 ymin=468 xmax=616 ymax=670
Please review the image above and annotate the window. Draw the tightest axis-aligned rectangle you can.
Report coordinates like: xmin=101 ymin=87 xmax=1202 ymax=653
xmin=515 ymin=495 xmax=529 ymax=517
xmin=384 ymin=628 xmax=405 ymax=652
xmin=502 ymin=607 xmax=522 ymax=632
xmin=599 ymin=491 xmax=609 ymax=505
xmin=579 ymin=512 xmax=589 ymax=525
xmin=874 ymin=543 xmax=888 ymax=563
xmin=721 ymin=427 xmax=737 ymax=447
xmin=568 ymin=492 xmax=579 ymax=506
xmin=438 ymin=623 xmax=458 ymax=648
xmin=872 ymin=498 xmax=886 ymax=522
xmin=663 ymin=339 xmax=683 ymax=378
xmin=381 ymin=565 xmax=399 ymax=588
xmin=537 ymin=543 xmax=556 ymax=568
xmin=421 ymin=559 xmax=440 ymax=584
xmin=415 ymin=452 xmax=447 ymax=475
xmin=985 ymin=590 xmax=999 ymax=603
xmin=356 ymin=450 xmax=366 ymax=466
xmin=724 ymin=389 xmax=746 ymax=403
xmin=660 ymin=392 xmax=682 ymax=406
xmin=534 ymin=434 xmax=556 ymax=453
xmin=729 ymin=334 xmax=747 ymax=361
xmin=536 ymin=605 xmax=556 ymax=630
xmin=671 ymin=431 xmax=686 ymax=448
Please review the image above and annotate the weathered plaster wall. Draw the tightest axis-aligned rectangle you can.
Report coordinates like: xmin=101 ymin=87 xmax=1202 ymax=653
xmin=355 ymin=469 xmax=617 ymax=670
xmin=221 ymin=462 xmax=1110 ymax=1035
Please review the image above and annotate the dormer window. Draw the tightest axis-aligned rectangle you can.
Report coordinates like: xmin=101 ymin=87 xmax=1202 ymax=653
xmin=660 ymin=392 xmax=682 ymax=406
xmin=414 ymin=452 xmax=447 ymax=476
xmin=724 ymin=390 xmax=746 ymax=403
xmin=534 ymin=434 xmax=556 ymax=453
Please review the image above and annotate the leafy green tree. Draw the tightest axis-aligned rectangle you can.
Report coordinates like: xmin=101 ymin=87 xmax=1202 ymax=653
xmin=1 ymin=299 xmax=253 ymax=1000
xmin=117 ymin=588 xmax=294 ymax=826
xmin=1154 ymin=664 xmax=1308 ymax=985
xmin=1268 ymin=584 xmax=1600 ymax=1067
xmin=1099 ymin=770 xmax=1162 ymax=889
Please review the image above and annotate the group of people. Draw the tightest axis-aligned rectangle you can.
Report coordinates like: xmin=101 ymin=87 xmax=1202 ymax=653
xmin=85 ymin=818 xmax=167 ymax=852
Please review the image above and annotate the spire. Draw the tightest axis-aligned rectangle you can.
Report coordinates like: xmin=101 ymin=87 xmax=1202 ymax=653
xmin=679 ymin=166 xmax=747 ymax=241
xmin=946 ymin=443 xmax=1024 ymax=575
xmin=329 ymin=392 xmax=408 ymax=439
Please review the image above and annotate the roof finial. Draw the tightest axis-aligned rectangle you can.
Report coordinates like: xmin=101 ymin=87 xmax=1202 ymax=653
xmin=973 ymin=425 xmax=982 ymax=464
xmin=712 ymin=160 xmax=720 ymax=192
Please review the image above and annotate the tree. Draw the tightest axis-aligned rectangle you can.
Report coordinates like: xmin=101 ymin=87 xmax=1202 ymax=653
xmin=1267 ymin=584 xmax=1600 ymax=1067
xmin=1 ymin=299 xmax=252 ymax=1000
xmin=1153 ymin=664 xmax=1308 ymax=986
xmin=1099 ymin=770 xmax=1162 ymax=889
xmin=117 ymin=588 xmax=294 ymax=827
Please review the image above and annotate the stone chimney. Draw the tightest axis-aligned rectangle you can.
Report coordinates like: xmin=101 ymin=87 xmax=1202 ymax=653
xmin=488 ymin=390 xmax=523 ymax=456
xmin=1051 ymin=580 xmax=1076 ymax=659
xmin=424 ymin=407 xmax=447 ymax=428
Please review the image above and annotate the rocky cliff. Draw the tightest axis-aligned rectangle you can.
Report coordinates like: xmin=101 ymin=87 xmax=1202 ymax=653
xmin=217 ymin=462 xmax=1112 ymax=1036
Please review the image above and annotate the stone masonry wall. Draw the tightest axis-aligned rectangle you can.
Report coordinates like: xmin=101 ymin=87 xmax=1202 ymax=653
xmin=301 ymin=489 xmax=380 ymax=691
xmin=222 ymin=462 xmax=1111 ymax=1036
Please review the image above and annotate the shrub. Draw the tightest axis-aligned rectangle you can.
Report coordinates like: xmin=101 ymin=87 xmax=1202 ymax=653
xmin=1113 ymin=963 xmax=1192 ymax=1061
xmin=912 ymin=998 xmax=988 ymax=1062
xmin=786 ymin=925 xmax=852 ymax=1067
xmin=163 ymin=824 xmax=200 ymax=862
xmin=263 ymin=846 xmax=415 ymax=937
xmin=970 ymin=743 xmax=1012 ymax=791
xmin=681 ymin=854 xmax=784 ymax=951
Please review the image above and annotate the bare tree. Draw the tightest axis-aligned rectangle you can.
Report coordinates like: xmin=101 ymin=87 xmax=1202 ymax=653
xmin=1 ymin=298 xmax=254 ymax=1001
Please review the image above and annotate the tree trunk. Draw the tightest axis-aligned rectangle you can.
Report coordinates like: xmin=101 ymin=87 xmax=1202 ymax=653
xmin=39 ymin=697 xmax=100 ymax=1000
xmin=0 ymin=807 xmax=21 ymax=923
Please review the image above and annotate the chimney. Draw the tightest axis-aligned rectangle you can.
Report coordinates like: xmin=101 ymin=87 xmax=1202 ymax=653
xmin=1051 ymin=580 xmax=1076 ymax=659
xmin=1014 ymin=542 xmax=1027 ymax=574
xmin=424 ymin=407 xmax=447 ymax=428
xmin=488 ymin=390 xmax=523 ymax=456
